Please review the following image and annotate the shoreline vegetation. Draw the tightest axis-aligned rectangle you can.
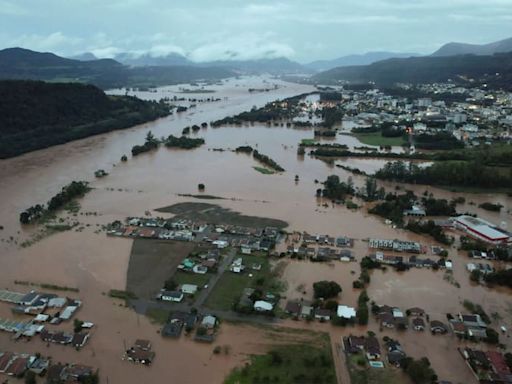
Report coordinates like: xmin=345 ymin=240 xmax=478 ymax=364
xmin=19 ymin=180 xmax=90 ymax=224
xmin=131 ymin=131 xmax=205 ymax=156
xmin=253 ymin=150 xmax=285 ymax=172
xmin=0 ymin=80 xmax=171 ymax=159
xmin=374 ymin=160 xmax=512 ymax=191
xmin=318 ymin=174 xmax=463 ymax=243
xmin=350 ymin=131 xmax=406 ymax=147
xmin=305 ymin=141 xmax=512 ymax=191
xmin=210 ymin=92 xmax=341 ymax=130
xmin=253 ymin=166 xmax=276 ymax=175
xmin=14 ymin=280 xmax=80 ymax=293
xmin=235 ymin=146 xmax=285 ymax=172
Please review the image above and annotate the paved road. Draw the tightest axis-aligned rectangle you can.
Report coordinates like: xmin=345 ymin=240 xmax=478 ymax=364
xmin=131 ymin=298 xmax=279 ymax=326
xmin=130 ymin=247 xmax=279 ymax=326
xmin=194 ymin=248 xmax=236 ymax=308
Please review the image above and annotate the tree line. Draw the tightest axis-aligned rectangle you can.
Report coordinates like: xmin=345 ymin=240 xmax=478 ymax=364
xmin=20 ymin=181 xmax=90 ymax=224
xmin=0 ymin=80 xmax=170 ymax=158
xmin=375 ymin=160 xmax=512 ymax=190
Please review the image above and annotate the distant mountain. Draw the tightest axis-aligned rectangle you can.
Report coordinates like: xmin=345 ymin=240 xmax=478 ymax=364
xmin=432 ymin=37 xmax=512 ymax=57
xmin=0 ymin=47 xmax=235 ymax=88
xmin=305 ymin=51 xmax=419 ymax=71
xmin=0 ymin=47 xmax=127 ymax=88
xmin=113 ymin=52 xmax=306 ymax=74
xmin=128 ymin=65 xmax=234 ymax=88
xmin=313 ymin=52 xmax=512 ymax=90
xmin=70 ymin=52 xmax=98 ymax=61
xmin=115 ymin=52 xmax=191 ymax=67
xmin=201 ymin=57 xmax=306 ymax=74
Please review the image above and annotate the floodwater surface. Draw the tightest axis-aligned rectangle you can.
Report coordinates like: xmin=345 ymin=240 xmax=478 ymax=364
xmin=0 ymin=76 xmax=510 ymax=383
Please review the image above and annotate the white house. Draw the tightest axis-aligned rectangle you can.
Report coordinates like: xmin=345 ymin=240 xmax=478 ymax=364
xmin=337 ymin=305 xmax=356 ymax=319
xmin=193 ymin=265 xmax=208 ymax=274
xmin=201 ymin=315 xmax=217 ymax=329
xmin=230 ymin=258 xmax=245 ymax=273
xmin=180 ymin=284 xmax=198 ymax=295
xmin=160 ymin=291 xmax=184 ymax=302
xmin=254 ymin=301 xmax=273 ymax=312
xmin=213 ymin=240 xmax=228 ymax=249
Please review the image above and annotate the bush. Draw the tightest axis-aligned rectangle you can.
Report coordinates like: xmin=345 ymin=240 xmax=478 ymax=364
xmin=485 ymin=328 xmax=500 ymax=345
xmin=313 ymin=281 xmax=342 ymax=299
xmin=164 ymin=278 xmax=177 ymax=291
xmin=73 ymin=319 xmax=84 ymax=333
xmin=470 ymin=269 xmax=482 ymax=283
xmin=479 ymin=202 xmax=503 ymax=212
xmin=402 ymin=357 xmax=437 ymax=384
xmin=269 ymin=350 xmax=283 ymax=366
xmin=24 ymin=370 xmax=36 ymax=384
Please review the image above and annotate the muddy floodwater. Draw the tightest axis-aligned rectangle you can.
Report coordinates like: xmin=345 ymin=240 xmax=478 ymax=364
xmin=0 ymin=76 xmax=511 ymax=383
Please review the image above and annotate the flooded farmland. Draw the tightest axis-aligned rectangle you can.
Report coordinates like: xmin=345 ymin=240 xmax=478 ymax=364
xmin=0 ymin=76 xmax=511 ymax=383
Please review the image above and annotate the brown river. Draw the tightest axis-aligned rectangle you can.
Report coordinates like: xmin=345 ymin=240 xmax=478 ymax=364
xmin=0 ymin=76 xmax=511 ymax=383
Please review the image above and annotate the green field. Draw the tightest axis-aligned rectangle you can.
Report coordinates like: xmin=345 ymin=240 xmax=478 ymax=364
xmin=173 ymin=270 xmax=212 ymax=287
xmin=253 ymin=166 xmax=275 ymax=175
xmin=352 ymin=132 xmax=406 ymax=147
xmin=224 ymin=336 xmax=336 ymax=384
xmin=205 ymin=254 xmax=284 ymax=311
xmin=145 ymin=307 xmax=169 ymax=325
xmin=301 ymin=138 xmax=317 ymax=146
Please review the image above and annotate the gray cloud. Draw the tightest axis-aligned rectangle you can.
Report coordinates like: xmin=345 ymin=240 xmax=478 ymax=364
xmin=0 ymin=0 xmax=510 ymax=62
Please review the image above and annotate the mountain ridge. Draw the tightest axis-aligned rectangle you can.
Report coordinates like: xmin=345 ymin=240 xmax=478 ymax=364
xmin=432 ymin=37 xmax=512 ymax=57
xmin=305 ymin=51 xmax=419 ymax=71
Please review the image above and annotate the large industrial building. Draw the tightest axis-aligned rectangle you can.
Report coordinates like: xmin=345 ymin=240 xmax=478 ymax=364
xmin=453 ymin=215 xmax=511 ymax=245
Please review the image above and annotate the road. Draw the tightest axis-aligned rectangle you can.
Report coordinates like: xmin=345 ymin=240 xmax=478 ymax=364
xmin=194 ymin=248 xmax=236 ymax=308
xmin=130 ymin=247 xmax=279 ymax=326
xmin=129 ymin=248 xmax=342 ymax=383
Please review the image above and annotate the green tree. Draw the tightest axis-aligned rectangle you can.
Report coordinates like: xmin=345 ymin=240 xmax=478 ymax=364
xmin=164 ymin=278 xmax=177 ymax=291
xmin=402 ymin=357 xmax=437 ymax=384
xmin=470 ymin=269 xmax=482 ymax=283
xmin=365 ymin=177 xmax=378 ymax=201
xmin=24 ymin=371 xmax=36 ymax=384
xmin=313 ymin=281 xmax=342 ymax=299
xmin=74 ymin=319 xmax=84 ymax=333
xmin=357 ymin=290 xmax=369 ymax=325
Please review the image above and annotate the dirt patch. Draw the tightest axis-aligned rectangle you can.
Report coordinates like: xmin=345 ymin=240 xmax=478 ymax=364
xmin=156 ymin=202 xmax=288 ymax=229
xmin=126 ymin=238 xmax=195 ymax=299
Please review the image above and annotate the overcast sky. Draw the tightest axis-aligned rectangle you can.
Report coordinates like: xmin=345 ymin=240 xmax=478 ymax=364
xmin=1 ymin=0 xmax=511 ymax=62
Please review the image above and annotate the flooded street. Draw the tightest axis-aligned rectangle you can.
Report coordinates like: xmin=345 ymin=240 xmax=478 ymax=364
xmin=0 ymin=76 xmax=511 ymax=383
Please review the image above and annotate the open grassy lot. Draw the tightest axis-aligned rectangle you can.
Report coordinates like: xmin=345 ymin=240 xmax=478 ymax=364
xmin=353 ymin=131 xmax=406 ymax=147
xmin=224 ymin=331 xmax=336 ymax=384
xmin=172 ymin=270 xmax=212 ymax=287
xmin=301 ymin=138 xmax=317 ymax=145
xmin=253 ymin=166 xmax=275 ymax=175
xmin=346 ymin=352 xmax=405 ymax=384
xmin=205 ymin=254 xmax=286 ymax=311
xmin=126 ymin=239 xmax=195 ymax=299
xmin=156 ymin=202 xmax=288 ymax=228
xmin=145 ymin=307 xmax=169 ymax=325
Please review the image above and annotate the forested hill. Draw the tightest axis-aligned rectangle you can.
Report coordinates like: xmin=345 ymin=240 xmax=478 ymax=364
xmin=313 ymin=52 xmax=512 ymax=90
xmin=0 ymin=48 xmax=235 ymax=89
xmin=0 ymin=80 xmax=170 ymax=158
xmin=0 ymin=47 xmax=127 ymax=89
